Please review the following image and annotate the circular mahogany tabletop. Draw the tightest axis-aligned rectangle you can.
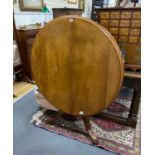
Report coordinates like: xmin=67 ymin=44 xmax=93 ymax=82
xmin=31 ymin=16 xmax=124 ymax=116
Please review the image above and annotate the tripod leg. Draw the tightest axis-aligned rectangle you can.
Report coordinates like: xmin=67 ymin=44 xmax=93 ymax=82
xmin=82 ymin=116 xmax=98 ymax=144
xmin=43 ymin=111 xmax=64 ymax=124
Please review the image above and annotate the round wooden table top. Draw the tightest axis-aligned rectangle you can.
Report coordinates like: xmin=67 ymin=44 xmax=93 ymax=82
xmin=31 ymin=16 xmax=124 ymax=116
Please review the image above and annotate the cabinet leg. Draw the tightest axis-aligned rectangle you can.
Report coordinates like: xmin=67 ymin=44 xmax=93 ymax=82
xmin=128 ymin=78 xmax=141 ymax=128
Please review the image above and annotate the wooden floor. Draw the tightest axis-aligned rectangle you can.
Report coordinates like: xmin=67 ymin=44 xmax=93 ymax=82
xmin=13 ymin=82 xmax=36 ymax=103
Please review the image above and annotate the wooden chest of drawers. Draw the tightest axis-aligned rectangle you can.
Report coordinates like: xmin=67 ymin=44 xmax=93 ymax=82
xmin=95 ymin=8 xmax=141 ymax=66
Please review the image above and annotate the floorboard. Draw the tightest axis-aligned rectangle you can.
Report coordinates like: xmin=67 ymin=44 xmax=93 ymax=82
xmin=13 ymin=82 xmax=36 ymax=103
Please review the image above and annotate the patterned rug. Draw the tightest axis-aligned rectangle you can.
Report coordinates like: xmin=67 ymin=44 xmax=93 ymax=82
xmin=31 ymin=87 xmax=140 ymax=155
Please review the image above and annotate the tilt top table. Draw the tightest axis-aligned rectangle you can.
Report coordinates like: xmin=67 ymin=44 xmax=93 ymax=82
xmin=31 ymin=15 xmax=124 ymax=144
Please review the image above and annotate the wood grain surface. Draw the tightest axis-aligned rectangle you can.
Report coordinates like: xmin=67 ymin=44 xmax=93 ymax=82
xmin=31 ymin=15 xmax=124 ymax=116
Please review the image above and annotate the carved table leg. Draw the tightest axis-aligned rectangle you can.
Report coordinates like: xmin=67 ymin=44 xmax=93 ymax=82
xmin=42 ymin=111 xmax=98 ymax=144
xmin=43 ymin=111 xmax=64 ymax=124
xmin=82 ymin=116 xmax=98 ymax=144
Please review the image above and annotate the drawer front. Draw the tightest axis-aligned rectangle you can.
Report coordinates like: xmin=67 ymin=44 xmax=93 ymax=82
xmin=129 ymin=36 xmax=139 ymax=43
xmin=119 ymin=28 xmax=129 ymax=35
xmin=118 ymin=36 xmax=128 ymax=43
xmin=109 ymin=28 xmax=119 ymax=35
xmin=120 ymin=20 xmax=130 ymax=27
xmin=100 ymin=20 xmax=109 ymax=27
xmin=121 ymin=12 xmax=132 ymax=19
xmin=131 ymin=20 xmax=141 ymax=28
xmin=130 ymin=29 xmax=140 ymax=35
xmin=113 ymin=35 xmax=118 ymax=41
xmin=126 ymin=51 xmax=141 ymax=65
xmin=132 ymin=12 xmax=141 ymax=19
xmin=119 ymin=43 xmax=141 ymax=65
xmin=110 ymin=20 xmax=119 ymax=27
xmin=110 ymin=12 xmax=120 ymax=19
xmin=100 ymin=12 xmax=110 ymax=19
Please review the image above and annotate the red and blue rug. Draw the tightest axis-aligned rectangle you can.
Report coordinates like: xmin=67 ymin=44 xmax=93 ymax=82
xmin=31 ymin=87 xmax=140 ymax=155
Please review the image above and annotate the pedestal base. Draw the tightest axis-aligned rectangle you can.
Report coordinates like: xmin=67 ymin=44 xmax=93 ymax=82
xmin=42 ymin=111 xmax=98 ymax=144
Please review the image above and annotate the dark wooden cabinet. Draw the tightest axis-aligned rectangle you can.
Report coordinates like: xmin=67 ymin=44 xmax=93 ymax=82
xmin=17 ymin=28 xmax=41 ymax=80
xmin=13 ymin=17 xmax=23 ymax=81
xmin=52 ymin=8 xmax=82 ymax=19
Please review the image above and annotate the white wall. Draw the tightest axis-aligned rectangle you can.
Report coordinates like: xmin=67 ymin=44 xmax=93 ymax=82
xmin=14 ymin=0 xmax=141 ymax=28
xmin=82 ymin=0 xmax=92 ymax=18
xmin=14 ymin=0 xmax=92 ymax=28
xmin=108 ymin=0 xmax=117 ymax=7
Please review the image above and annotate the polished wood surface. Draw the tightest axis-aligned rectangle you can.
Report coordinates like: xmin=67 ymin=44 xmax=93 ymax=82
xmin=119 ymin=43 xmax=141 ymax=65
xmin=125 ymin=63 xmax=140 ymax=71
xmin=31 ymin=16 xmax=124 ymax=116
xmin=124 ymin=71 xmax=141 ymax=79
